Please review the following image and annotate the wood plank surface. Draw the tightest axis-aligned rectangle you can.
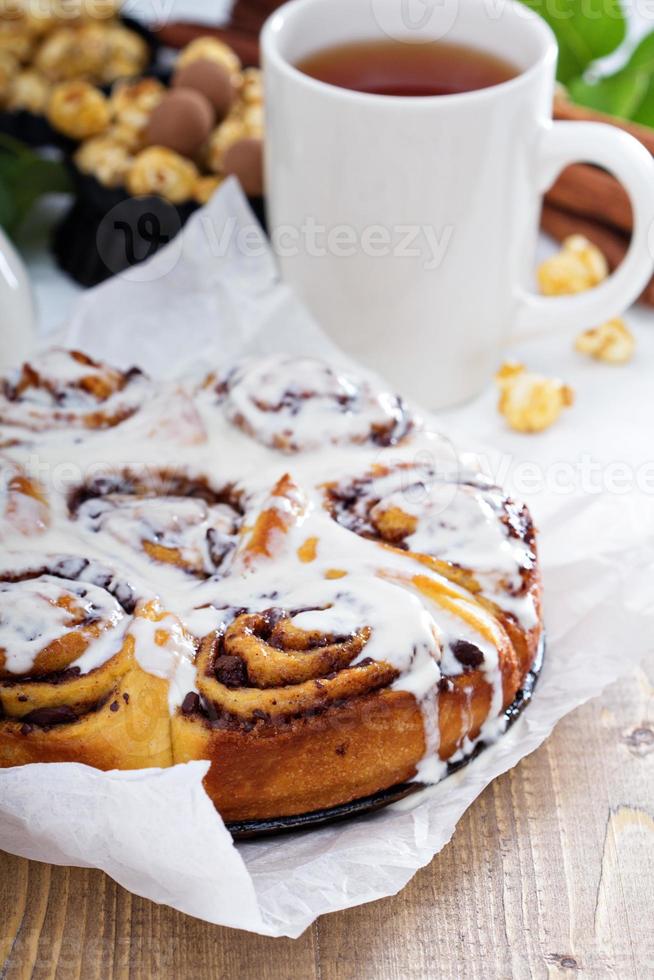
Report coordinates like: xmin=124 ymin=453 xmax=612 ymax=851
xmin=1 ymin=661 xmax=652 ymax=980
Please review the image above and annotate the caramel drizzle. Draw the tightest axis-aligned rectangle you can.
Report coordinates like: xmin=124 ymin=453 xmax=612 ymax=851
xmin=1 ymin=457 xmax=49 ymax=537
xmin=234 ymin=473 xmax=307 ymax=571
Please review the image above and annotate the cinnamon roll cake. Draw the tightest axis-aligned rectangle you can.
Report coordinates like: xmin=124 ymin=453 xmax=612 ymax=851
xmin=0 ymin=349 xmax=542 ymax=823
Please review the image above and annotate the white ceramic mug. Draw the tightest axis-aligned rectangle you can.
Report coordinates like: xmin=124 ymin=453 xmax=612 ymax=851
xmin=262 ymin=0 xmax=654 ymax=409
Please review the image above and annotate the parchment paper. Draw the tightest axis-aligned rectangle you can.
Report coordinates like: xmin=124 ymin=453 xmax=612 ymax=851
xmin=1 ymin=182 xmax=652 ymax=937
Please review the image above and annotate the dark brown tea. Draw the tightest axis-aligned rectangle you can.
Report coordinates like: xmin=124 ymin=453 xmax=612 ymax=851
xmin=296 ymin=39 xmax=518 ymax=97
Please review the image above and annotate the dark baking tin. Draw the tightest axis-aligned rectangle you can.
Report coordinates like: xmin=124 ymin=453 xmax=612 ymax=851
xmin=53 ymin=160 xmax=266 ymax=287
xmin=228 ymin=633 xmax=545 ymax=840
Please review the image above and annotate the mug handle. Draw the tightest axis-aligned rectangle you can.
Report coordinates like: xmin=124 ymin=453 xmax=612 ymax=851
xmin=513 ymin=121 xmax=654 ymax=338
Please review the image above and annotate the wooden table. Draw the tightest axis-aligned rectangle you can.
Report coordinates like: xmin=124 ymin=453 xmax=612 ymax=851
xmin=1 ymin=662 xmax=652 ymax=980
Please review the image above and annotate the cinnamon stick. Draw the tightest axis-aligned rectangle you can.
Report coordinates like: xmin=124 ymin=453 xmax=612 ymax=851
xmin=541 ymin=203 xmax=654 ymax=306
xmin=545 ymin=164 xmax=632 ymax=234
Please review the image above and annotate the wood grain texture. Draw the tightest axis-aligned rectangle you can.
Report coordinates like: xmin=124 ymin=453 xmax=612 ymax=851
xmin=1 ymin=661 xmax=652 ymax=980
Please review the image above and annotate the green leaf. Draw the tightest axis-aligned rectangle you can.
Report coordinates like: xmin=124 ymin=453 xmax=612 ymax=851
xmin=518 ymin=0 xmax=627 ymax=83
xmin=630 ymin=78 xmax=654 ymax=126
xmin=569 ymin=67 xmax=649 ymax=116
xmin=0 ymin=137 xmax=71 ymax=237
xmin=569 ymin=30 xmax=654 ymax=123
xmin=0 ymin=179 xmax=17 ymax=233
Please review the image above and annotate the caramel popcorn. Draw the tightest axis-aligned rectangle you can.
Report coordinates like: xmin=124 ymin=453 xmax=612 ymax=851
xmin=193 ymin=174 xmax=223 ymax=205
xmin=35 ymin=27 xmax=83 ymax=80
xmin=110 ymin=77 xmax=164 ymax=133
xmin=35 ymin=21 xmax=147 ymax=84
xmin=0 ymin=49 xmax=17 ymax=105
xmin=0 ymin=0 xmax=23 ymax=16
xmin=6 ymin=68 xmax=49 ymax=112
xmin=240 ymin=102 xmax=263 ymax=133
xmin=47 ymin=80 xmax=110 ymax=139
xmin=22 ymin=8 xmax=60 ymax=36
xmin=239 ymin=66 xmax=263 ymax=105
xmin=178 ymin=36 xmax=241 ymax=80
xmin=24 ymin=0 xmax=120 ymax=31
xmin=495 ymin=361 xmax=574 ymax=433
xmin=575 ymin=318 xmax=635 ymax=364
xmin=75 ymin=134 xmax=133 ymax=187
xmin=0 ymin=19 xmax=34 ymax=61
xmin=99 ymin=24 xmax=148 ymax=84
xmin=104 ymin=120 xmax=146 ymax=152
xmin=537 ymin=235 xmax=609 ymax=296
xmin=126 ymin=146 xmax=199 ymax=204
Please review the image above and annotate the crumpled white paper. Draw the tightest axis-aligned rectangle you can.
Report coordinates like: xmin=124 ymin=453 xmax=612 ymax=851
xmin=1 ymin=181 xmax=653 ymax=938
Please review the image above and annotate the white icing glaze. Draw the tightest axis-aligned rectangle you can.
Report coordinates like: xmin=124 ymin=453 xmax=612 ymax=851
xmin=0 ymin=348 xmax=152 ymax=433
xmin=129 ymin=614 xmax=198 ymax=714
xmin=327 ymin=463 xmax=537 ymax=627
xmin=0 ymin=576 xmax=126 ymax=675
xmin=75 ymin=495 xmax=240 ymax=578
xmin=201 ymin=354 xmax=416 ymax=452
xmin=0 ymin=350 xmax=541 ymax=785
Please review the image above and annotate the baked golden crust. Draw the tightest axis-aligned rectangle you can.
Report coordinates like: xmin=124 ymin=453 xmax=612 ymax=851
xmin=0 ymin=560 xmax=172 ymax=770
xmin=0 ymin=350 xmax=544 ymax=825
xmin=170 ymin=567 xmax=540 ymax=820
xmin=0 ymin=664 xmax=172 ymax=770
xmin=173 ymin=690 xmax=425 ymax=822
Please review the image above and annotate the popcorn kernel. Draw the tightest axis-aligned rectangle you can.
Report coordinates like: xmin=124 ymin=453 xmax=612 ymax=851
xmin=537 ymin=235 xmax=609 ymax=296
xmin=575 ymin=318 xmax=635 ymax=364
xmin=495 ymin=361 xmax=574 ymax=433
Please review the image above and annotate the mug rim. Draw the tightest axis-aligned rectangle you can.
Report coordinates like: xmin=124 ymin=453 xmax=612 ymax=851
xmin=261 ymin=0 xmax=558 ymax=107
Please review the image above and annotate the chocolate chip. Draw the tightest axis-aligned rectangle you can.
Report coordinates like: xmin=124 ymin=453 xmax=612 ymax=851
xmin=214 ymin=655 xmax=247 ymax=688
xmin=17 ymin=694 xmax=28 ymax=703
xmin=181 ymin=692 xmax=200 ymax=715
xmin=21 ymin=706 xmax=77 ymax=727
xmin=451 ymin=639 xmax=484 ymax=670
xmin=206 ymin=528 xmax=235 ymax=570
xmin=109 ymin=701 xmax=119 ymax=713
xmin=113 ymin=582 xmax=137 ymax=614
xmin=122 ymin=693 xmax=130 ymax=704
xmin=90 ymin=569 xmax=113 ymax=590
xmin=20 ymin=723 xmax=33 ymax=735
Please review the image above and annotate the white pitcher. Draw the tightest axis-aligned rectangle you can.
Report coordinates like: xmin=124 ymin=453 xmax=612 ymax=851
xmin=0 ymin=226 xmax=36 ymax=371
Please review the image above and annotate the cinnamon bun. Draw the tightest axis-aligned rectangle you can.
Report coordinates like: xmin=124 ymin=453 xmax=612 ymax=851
xmin=198 ymin=354 xmax=416 ymax=452
xmin=69 ymin=470 xmax=243 ymax=579
xmin=0 ymin=348 xmax=151 ymax=434
xmin=0 ymin=349 xmax=544 ymax=826
xmin=0 ymin=556 xmax=172 ymax=769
